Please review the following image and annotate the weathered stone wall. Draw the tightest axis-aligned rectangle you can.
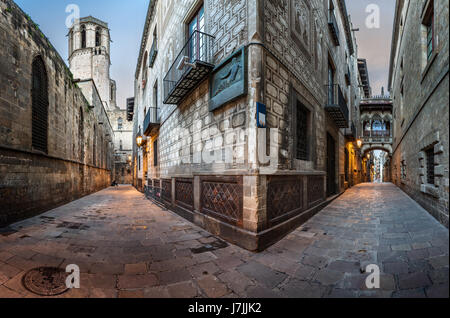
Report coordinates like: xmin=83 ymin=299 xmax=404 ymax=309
xmin=0 ymin=0 xmax=114 ymax=226
xmin=262 ymin=0 xmax=360 ymax=194
xmin=134 ymin=0 xmax=251 ymax=183
xmin=132 ymin=0 xmax=366 ymax=250
xmin=390 ymin=0 xmax=449 ymax=227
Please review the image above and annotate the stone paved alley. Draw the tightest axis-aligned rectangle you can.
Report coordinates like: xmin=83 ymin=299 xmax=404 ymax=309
xmin=0 ymin=183 xmax=448 ymax=298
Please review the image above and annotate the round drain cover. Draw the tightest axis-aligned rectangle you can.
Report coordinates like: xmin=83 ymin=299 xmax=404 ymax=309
xmin=22 ymin=267 xmax=69 ymax=296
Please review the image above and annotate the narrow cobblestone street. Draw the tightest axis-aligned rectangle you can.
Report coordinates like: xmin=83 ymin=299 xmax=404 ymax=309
xmin=0 ymin=183 xmax=448 ymax=298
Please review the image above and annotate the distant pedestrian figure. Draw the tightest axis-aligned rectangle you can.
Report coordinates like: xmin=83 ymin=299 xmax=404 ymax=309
xmin=111 ymin=180 xmax=118 ymax=188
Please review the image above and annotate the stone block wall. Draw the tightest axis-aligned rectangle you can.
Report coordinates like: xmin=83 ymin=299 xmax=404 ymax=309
xmin=0 ymin=0 xmax=114 ymax=226
xmin=390 ymin=0 xmax=449 ymax=227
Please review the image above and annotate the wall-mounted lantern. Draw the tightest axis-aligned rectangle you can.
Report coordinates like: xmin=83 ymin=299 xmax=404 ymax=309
xmin=356 ymin=139 xmax=362 ymax=148
xmin=136 ymin=134 xmax=144 ymax=148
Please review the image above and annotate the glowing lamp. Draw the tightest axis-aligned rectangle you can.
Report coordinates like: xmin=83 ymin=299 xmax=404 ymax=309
xmin=356 ymin=139 xmax=362 ymax=148
xmin=136 ymin=134 xmax=144 ymax=148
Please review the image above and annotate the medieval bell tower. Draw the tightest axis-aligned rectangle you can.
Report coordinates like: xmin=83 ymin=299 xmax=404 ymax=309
xmin=68 ymin=16 xmax=117 ymax=110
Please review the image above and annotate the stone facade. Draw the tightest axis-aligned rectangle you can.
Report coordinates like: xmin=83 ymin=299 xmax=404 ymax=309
xmin=389 ymin=0 xmax=449 ymax=227
xmin=132 ymin=0 xmax=365 ymax=250
xmin=0 ymin=0 xmax=114 ymax=226
xmin=68 ymin=16 xmax=133 ymax=185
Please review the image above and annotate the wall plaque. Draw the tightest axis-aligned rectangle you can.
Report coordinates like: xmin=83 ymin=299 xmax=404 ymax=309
xmin=209 ymin=47 xmax=247 ymax=112
xmin=289 ymin=0 xmax=313 ymax=62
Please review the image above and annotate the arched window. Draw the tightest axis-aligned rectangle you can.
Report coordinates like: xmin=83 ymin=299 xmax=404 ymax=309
xmin=118 ymin=117 xmax=123 ymax=130
xmin=31 ymin=56 xmax=49 ymax=153
xmin=372 ymin=119 xmax=383 ymax=131
xmin=70 ymin=31 xmax=74 ymax=54
xmin=95 ymin=27 xmax=101 ymax=47
xmin=81 ymin=25 xmax=86 ymax=48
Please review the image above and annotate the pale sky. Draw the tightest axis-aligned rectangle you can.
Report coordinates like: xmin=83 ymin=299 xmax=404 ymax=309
xmin=347 ymin=0 xmax=396 ymax=96
xmin=14 ymin=0 xmax=395 ymax=107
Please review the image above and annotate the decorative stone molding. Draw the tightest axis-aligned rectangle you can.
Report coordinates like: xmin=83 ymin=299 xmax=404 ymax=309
xmin=418 ymin=130 xmax=444 ymax=197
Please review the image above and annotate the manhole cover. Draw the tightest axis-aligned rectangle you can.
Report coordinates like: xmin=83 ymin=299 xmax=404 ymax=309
xmin=22 ymin=267 xmax=69 ymax=296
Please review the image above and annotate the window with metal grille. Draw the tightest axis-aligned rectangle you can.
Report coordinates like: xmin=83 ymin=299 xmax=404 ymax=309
xmin=296 ymin=101 xmax=309 ymax=161
xmin=93 ymin=125 xmax=96 ymax=166
xmin=426 ymin=148 xmax=435 ymax=184
xmin=153 ymin=140 xmax=158 ymax=166
xmin=31 ymin=56 xmax=49 ymax=153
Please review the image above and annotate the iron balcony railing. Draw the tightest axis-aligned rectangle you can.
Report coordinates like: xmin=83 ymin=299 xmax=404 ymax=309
xmin=126 ymin=97 xmax=134 ymax=121
xmin=149 ymin=38 xmax=158 ymax=68
xmin=328 ymin=9 xmax=340 ymax=46
xmin=163 ymin=30 xmax=215 ymax=105
xmin=325 ymin=84 xmax=349 ymax=128
xmin=143 ymin=107 xmax=160 ymax=136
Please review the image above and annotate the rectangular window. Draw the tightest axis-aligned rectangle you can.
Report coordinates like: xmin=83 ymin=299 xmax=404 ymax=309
xmin=153 ymin=81 xmax=158 ymax=108
xmin=296 ymin=100 xmax=309 ymax=161
xmin=153 ymin=140 xmax=158 ymax=166
xmin=423 ymin=1 xmax=435 ymax=61
xmin=426 ymin=148 xmax=435 ymax=184
xmin=188 ymin=5 xmax=205 ymax=61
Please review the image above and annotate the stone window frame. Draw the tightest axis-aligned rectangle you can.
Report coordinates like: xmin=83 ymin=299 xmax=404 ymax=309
xmin=400 ymin=157 xmax=407 ymax=184
xmin=420 ymin=0 xmax=439 ymax=80
xmin=95 ymin=27 xmax=102 ymax=47
xmin=290 ymin=86 xmax=315 ymax=166
xmin=183 ymin=0 xmax=206 ymax=41
xmin=418 ymin=131 xmax=443 ymax=198
xmin=80 ymin=24 xmax=86 ymax=49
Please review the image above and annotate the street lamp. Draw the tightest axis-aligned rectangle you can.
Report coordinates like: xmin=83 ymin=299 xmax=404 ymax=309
xmin=136 ymin=134 xmax=144 ymax=148
xmin=367 ymin=153 xmax=371 ymax=159
xmin=356 ymin=139 xmax=362 ymax=148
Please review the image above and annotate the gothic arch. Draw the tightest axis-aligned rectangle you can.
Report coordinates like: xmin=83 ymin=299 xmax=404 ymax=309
xmin=95 ymin=27 xmax=102 ymax=47
xmin=81 ymin=24 xmax=86 ymax=48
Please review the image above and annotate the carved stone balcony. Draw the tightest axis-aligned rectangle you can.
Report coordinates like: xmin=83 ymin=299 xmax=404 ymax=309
xmin=163 ymin=31 xmax=215 ymax=105
xmin=325 ymin=84 xmax=349 ymax=128
xmin=143 ymin=107 xmax=160 ymax=136
xmin=328 ymin=9 xmax=340 ymax=46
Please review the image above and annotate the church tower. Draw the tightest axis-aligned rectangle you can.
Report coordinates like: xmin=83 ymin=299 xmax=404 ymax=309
xmin=68 ymin=16 xmax=117 ymax=110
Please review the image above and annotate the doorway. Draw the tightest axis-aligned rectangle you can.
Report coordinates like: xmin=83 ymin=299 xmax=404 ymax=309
xmin=327 ymin=133 xmax=336 ymax=196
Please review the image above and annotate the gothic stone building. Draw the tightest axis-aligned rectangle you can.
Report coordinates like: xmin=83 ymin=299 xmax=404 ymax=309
xmin=68 ymin=16 xmax=134 ymax=185
xmin=0 ymin=1 xmax=115 ymax=226
xmin=132 ymin=0 xmax=365 ymax=250
xmin=389 ymin=0 xmax=449 ymax=227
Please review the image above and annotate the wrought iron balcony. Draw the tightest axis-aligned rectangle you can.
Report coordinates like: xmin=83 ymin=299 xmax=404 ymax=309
xmin=143 ymin=107 xmax=160 ymax=136
xmin=325 ymin=84 xmax=349 ymax=128
xmin=328 ymin=9 xmax=340 ymax=46
xmin=149 ymin=39 xmax=158 ymax=68
xmin=126 ymin=97 xmax=134 ymax=121
xmin=344 ymin=121 xmax=356 ymax=141
xmin=163 ymin=31 xmax=215 ymax=105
